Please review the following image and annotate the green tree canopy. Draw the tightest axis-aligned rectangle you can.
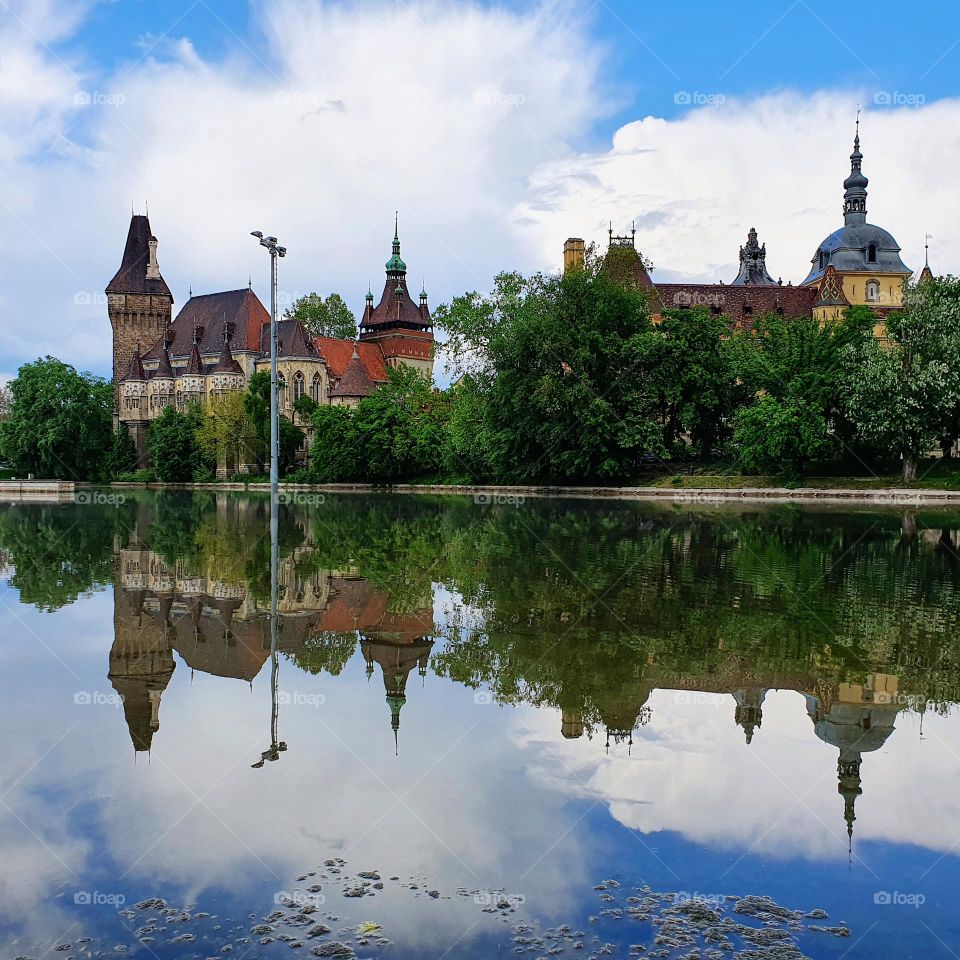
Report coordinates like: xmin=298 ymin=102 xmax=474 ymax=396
xmin=285 ymin=292 xmax=356 ymax=340
xmin=147 ymin=404 xmax=211 ymax=483
xmin=0 ymin=357 xmax=113 ymax=480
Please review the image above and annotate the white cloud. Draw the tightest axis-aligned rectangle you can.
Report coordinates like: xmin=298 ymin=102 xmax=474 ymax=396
xmin=515 ymin=93 xmax=960 ymax=285
xmin=1 ymin=1 xmax=958 ymax=384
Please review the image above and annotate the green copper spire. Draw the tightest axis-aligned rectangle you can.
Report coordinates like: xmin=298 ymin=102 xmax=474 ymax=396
xmin=385 ymin=212 xmax=407 ymax=274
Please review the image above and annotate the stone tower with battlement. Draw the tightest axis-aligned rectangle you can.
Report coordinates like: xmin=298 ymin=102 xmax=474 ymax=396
xmin=107 ymin=214 xmax=173 ymax=421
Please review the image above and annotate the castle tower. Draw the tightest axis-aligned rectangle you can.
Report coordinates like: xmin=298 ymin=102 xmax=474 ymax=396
xmin=358 ymin=217 xmax=434 ymax=378
xmin=107 ymin=214 xmax=173 ymax=418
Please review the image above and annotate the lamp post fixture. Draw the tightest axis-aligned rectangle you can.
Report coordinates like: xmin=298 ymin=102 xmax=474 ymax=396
xmin=250 ymin=230 xmax=287 ymax=769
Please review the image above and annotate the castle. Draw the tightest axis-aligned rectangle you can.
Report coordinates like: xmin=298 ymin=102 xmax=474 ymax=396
xmin=563 ymin=127 xmax=934 ymax=333
xmin=109 ymin=217 xmax=435 ymax=467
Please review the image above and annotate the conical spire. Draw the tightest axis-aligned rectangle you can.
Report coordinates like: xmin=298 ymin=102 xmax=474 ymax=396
xmin=122 ymin=342 xmax=146 ymax=381
xmin=185 ymin=332 xmax=204 ymax=375
xmin=385 ymin=213 xmax=407 ymax=275
xmin=843 ymin=115 xmax=869 ymax=225
xmin=154 ymin=336 xmax=174 ymax=379
xmin=212 ymin=324 xmax=243 ymax=374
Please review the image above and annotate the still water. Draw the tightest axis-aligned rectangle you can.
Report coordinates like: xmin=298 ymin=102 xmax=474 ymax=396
xmin=1 ymin=491 xmax=959 ymax=959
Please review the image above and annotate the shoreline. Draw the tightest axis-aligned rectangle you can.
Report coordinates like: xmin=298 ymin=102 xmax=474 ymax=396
xmin=101 ymin=479 xmax=960 ymax=506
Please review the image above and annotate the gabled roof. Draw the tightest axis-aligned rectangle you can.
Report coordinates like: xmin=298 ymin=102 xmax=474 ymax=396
xmin=330 ymin=348 xmax=377 ymax=398
xmin=258 ymin=318 xmax=320 ymax=359
xmin=314 ymin=337 xmax=389 ymax=382
xmin=144 ymin=289 xmax=268 ymax=361
xmin=815 ymin=265 xmax=850 ymax=308
xmin=106 ymin=214 xmax=172 ymax=298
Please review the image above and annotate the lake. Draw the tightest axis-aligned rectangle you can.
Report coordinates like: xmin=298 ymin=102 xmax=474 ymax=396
xmin=1 ymin=491 xmax=958 ymax=959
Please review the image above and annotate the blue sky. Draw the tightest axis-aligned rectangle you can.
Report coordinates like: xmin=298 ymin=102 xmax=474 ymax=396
xmin=2 ymin=0 xmax=959 ymax=380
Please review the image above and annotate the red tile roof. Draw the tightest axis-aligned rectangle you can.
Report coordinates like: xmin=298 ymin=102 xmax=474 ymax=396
xmin=314 ymin=337 xmax=389 ymax=383
xmin=362 ymin=277 xmax=431 ymax=331
xmin=330 ymin=349 xmax=377 ymax=398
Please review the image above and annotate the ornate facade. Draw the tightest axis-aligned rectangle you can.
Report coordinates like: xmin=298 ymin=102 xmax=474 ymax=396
xmin=110 ymin=217 xmax=434 ymax=467
xmin=563 ymin=129 xmax=927 ymax=333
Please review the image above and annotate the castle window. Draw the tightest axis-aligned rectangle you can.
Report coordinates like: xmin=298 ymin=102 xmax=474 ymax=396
xmin=866 ymin=280 xmax=880 ymax=302
xmin=710 ymin=304 xmax=722 ymax=315
xmin=311 ymin=372 xmax=322 ymax=402
xmin=742 ymin=304 xmax=753 ymax=316
xmin=293 ymin=371 xmax=305 ymax=401
xmin=819 ymin=251 xmax=826 ymax=270
xmin=867 ymin=243 xmax=877 ymax=263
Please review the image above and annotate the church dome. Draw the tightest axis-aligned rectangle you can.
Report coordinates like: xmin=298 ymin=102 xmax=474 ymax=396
xmin=802 ymin=125 xmax=910 ymax=286
xmin=802 ymin=221 xmax=909 ymax=286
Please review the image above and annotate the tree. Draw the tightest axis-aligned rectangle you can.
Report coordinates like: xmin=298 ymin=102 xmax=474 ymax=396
xmin=0 ymin=357 xmax=113 ymax=480
xmin=435 ymin=268 xmax=662 ymax=483
xmin=285 ymin=292 xmax=356 ymax=340
xmin=196 ymin=391 xmax=259 ymax=476
xmin=147 ymin=404 xmax=210 ymax=482
xmin=107 ymin=427 xmax=138 ymax=478
xmin=309 ymin=405 xmax=357 ymax=482
xmin=646 ymin=307 xmax=738 ymax=459
xmin=843 ymin=277 xmax=960 ymax=481
xmin=729 ymin=309 xmax=872 ymax=475
xmin=244 ymin=370 xmax=303 ymax=475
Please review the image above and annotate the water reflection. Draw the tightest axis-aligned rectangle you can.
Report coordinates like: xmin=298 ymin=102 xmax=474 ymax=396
xmin=2 ymin=492 xmax=960 ymax=958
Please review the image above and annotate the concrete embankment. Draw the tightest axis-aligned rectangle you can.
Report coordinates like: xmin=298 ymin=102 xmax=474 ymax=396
xmin=0 ymin=480 xmax=76 ymax=502
xmin=105 ymin=480 xmax=960 ymax=506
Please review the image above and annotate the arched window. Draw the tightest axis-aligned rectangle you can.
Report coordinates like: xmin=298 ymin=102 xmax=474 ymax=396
xmin=311 ymin=372 xmax=322 ymax=402
xmin=867 ymin=243 xmax=877 ymax=263
xmin=866 ymin=280 xmax=880 ymax=303
xmin=293 ymin=371 xmax=305 ymax=401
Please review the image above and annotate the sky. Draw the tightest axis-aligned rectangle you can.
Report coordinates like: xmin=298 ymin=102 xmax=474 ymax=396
xmin=1 ymin=0 xmax=959 ymax=381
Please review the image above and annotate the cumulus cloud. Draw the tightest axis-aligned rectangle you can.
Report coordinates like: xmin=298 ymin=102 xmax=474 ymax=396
xmin=1 ymin=0 xmax=958 ymax=384
xmin=515 ymin=93 xmax=960 ymax=285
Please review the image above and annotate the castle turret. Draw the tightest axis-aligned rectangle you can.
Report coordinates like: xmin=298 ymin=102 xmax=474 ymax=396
xmin=107 ymin=214 xmax=173 ymax=419
xmin=731 ymin=228 xmax=777 ymax=286
xmin=358 ymin=216 xmax=434 ymax=378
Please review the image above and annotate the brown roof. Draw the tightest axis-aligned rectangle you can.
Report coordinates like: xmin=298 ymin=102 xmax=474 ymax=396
xmin=185 ymin=340 xmax=204 ymax=375
xmin=121 ymin=345 xmax=146 ymax=382
xmin=315 ymin=337 xmax=389 ymax=382
xmin=258 ymin=318 xmax=320 ymax=359
xmin=144 ymin=288 xmax=268 ymax=361
xmin=362 ymin=277 xmax=432 ymax=331
xmin=106 ymin=214 xmax=173 ymax=299
xmin=211 ymin=334 xmax=244 ymax=374
xmin=651 ymin=282 xmax=818 ymax=323
xmin=152 ymin=344 xmax=174 ymax=379
xmin=603 ymin=244 xmax=654 ymax=289
xmin=330 ymin=349 xmax=377 ymax=398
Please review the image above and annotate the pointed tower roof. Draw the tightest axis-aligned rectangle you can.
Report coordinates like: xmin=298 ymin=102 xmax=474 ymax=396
xmin=385 ymin=213 xmax=407 ymax=275
xmin=121 ymin=343 xmax=146 ymax=382
xmin=153 ymin=339 xmax=175 ymax=379
xmin=106 ymin=214 xmax=172 ymax=298
xmin=843 ymin=117 xmax=869 ymax=226
xmin=360 ymin=218 xmax=433 ymax=333
xmin=330 ymin=346 xmax=377 ymax=398
xmin=919 ymin=233 xmax=935 ymax=282
xmin=211 ymin=326 xmax=244 ymax=374
xmin=185 ymin=335 xmax=204 ymax=375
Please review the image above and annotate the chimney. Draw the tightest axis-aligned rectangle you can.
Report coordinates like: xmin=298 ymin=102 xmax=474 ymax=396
xmin=146 ymin=236 xmax=161 ymax=280
xmin=563 ymin=237 xmax=585 ymax=275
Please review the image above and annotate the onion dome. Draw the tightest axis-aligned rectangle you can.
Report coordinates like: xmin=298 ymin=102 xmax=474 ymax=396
xmin=385 ymin=214 xmax=407 ymax=275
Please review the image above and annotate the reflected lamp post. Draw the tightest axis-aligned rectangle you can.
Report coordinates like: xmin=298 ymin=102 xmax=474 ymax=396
xmin=250 ymin=230 xmax=287 ymax=769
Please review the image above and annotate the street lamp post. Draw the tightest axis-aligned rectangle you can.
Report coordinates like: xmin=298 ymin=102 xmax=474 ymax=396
xmin=250 ymin=230 xmax=287 ymax=769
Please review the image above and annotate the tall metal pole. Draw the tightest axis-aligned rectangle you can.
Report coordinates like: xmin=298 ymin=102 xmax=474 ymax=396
xmin=250 ymin=230 xmax=287 ymax=769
